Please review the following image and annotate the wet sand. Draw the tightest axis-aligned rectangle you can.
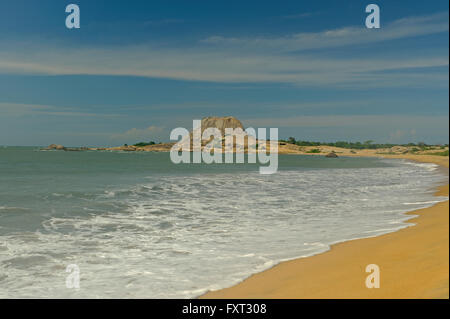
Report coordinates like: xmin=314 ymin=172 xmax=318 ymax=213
xmin=202 ymin=155 xmax=449 ymax=299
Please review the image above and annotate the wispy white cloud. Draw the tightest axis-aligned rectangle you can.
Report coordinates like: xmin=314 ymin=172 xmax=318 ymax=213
xmin=0 ymin=12 xmax=447 ymax=87
xmin=0 ymin=102 xmax=123 ymax=118
xmin=201 ymin=12 xmax=448 ymax=51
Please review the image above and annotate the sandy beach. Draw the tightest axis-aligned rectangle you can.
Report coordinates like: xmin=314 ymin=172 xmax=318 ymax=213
xmin=202 ymin=154 xmax=449 ymax=299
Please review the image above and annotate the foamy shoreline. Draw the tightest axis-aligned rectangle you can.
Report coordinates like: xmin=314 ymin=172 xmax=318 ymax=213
xmin=201 ymin=154 xmax=449 ymax=299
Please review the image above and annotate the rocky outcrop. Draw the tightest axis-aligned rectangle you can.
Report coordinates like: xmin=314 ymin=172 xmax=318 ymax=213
xmin=180 ymin=116 xmax=253 ymax=151
xmin=200 ymin=116 xmax=244 ymax=136
xmin=106 ymin=145 xmax=138 ymax=151
xmin=325 ymin=151 xmax=338 ymax=158
xmin=45 ymin=144 xmax=66 ymax=151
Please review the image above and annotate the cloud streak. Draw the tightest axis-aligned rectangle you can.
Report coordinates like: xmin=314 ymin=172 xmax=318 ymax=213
xmin=0 ymin=102 xmax=123 ymax=118
xmin=202 ymin=12 xmax=449 ymax=52
xmin=0 ymin=12 xmax=448 ymax=88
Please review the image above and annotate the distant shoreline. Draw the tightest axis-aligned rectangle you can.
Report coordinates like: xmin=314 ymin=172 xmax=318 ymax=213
xmin=40 ymin=142 xmax=449 ymax=158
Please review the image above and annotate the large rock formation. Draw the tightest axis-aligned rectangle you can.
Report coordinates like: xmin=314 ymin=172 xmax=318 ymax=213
xmin=183 ymin=116 xmax=253 ymax=151
xmin=199 ymin=116 xmax=244 ymax=136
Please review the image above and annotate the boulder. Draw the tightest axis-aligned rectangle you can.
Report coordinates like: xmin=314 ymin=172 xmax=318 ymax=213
xmin=325 ymin=151 xmax=338 ymax=158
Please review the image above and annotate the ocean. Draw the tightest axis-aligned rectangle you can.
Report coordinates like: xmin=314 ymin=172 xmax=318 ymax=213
xmin=0 ymin=146 xmax=447 ymax=298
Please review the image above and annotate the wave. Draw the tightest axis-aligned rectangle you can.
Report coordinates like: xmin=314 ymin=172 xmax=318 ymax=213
xmin=0 ymin=157 xmax=447 ymax=298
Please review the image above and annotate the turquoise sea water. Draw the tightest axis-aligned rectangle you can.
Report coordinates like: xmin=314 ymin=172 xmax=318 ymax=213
xmin=0 ymin=147 xmax=447 ymax=297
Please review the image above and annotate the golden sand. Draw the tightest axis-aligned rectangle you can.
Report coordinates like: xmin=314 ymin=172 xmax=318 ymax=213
xmin=202 ymin=155 xmax=449 ymax=299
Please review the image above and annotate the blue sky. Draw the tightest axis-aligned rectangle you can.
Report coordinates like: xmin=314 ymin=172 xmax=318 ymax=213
xmin=0 ymin=0 xmax=448 ymax=146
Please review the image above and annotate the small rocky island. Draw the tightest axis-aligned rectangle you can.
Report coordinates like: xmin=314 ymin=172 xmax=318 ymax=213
xmin=44 ymin=144 xmax=92 ymax=152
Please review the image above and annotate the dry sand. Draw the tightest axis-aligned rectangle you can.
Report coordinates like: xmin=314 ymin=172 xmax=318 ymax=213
xmin=202 ymin=155 xmax=449 ymax=299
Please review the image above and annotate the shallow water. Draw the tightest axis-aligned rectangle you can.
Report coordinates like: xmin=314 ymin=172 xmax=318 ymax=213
xmin=0 ymin=147 xmax=447 ymax=298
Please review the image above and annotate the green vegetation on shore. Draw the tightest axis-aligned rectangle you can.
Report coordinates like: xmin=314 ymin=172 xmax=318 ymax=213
xmin=425 ymin=150 xmax=449 ymax=156
xmin=133 ymin=141 xmax=156 ymax=147
xmin=280 ymin=137 xmax=449 ymax=151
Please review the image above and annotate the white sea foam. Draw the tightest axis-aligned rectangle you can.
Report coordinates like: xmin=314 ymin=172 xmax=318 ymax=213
xmin=400 ymin=160 xmax=440 ymax=171
xmin=403 ymin=200 xmax=443 ymax=205
xmin=0 ymin=157 xmax=447 ymax=298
